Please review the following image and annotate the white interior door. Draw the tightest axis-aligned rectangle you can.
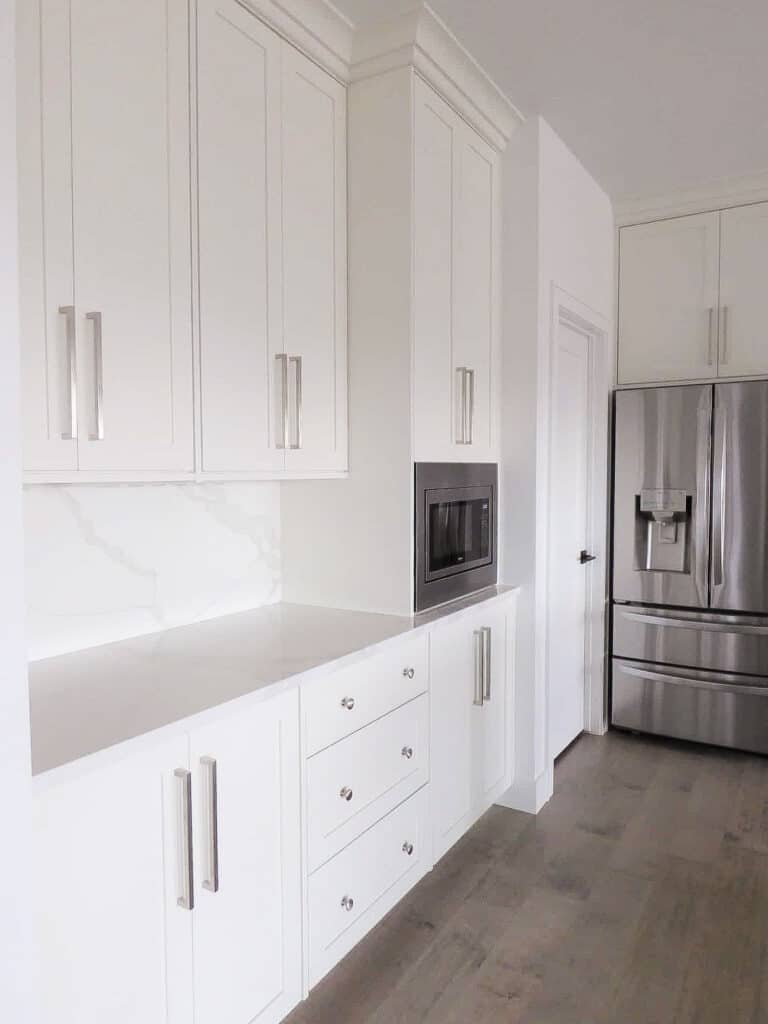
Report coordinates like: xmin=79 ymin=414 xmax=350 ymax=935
xmin=71 ymin=0 xmax=193 ymax=472
xmin=197 ymin=0 xmax=284 ymax=474
xmin=718 ymin=202 xmax=768 ymax=378
xmin=548 ymin=320 xmax=591 ymax=758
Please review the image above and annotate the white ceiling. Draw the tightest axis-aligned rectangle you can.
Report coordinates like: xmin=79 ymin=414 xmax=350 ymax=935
xmin=335 ymin=0 xmax=768 ymax=202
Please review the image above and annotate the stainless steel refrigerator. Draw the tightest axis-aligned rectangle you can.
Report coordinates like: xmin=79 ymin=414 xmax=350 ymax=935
xmin=612 ymin=381 xmax=768 ymax=754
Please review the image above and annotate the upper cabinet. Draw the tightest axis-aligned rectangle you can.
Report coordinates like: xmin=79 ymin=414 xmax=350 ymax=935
xmin=18 ymin=0 xmax=194 ymax=477
xmin=413 ymin=78 xmax=501 ymax=461
xmin=197 ymin=0 xmax=348 ymax=478
xmin=618 ymin=203 xmax=768 ymax=385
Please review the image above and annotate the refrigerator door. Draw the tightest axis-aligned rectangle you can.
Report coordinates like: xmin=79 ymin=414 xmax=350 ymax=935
xmin=613 ymin=604 xmax=768 ymax=676
xmin=613 ymin=385 xmax=712 ymax=608
xmin=711 ymin=381 xmax=768 ymax=614
xmin=612 ymin=658 xmax=768 ymax=755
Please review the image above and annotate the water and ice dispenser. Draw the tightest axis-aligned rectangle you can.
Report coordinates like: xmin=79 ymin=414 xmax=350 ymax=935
xmin=634 ymin=488 xmax=691 ymax=573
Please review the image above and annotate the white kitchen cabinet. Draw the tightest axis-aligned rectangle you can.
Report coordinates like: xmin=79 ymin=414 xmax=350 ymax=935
xmin=198 ymin=0 xmax=347 ymax=477
xmin=189 ymin=693 xmax=302 ymax=1024
xmin=34 ymin=691 xmax=302 ymax=1024
xmin=618 ymin=213 xmax=720 ymax=385
xmin=18 ymin=0 xmax=194 ymax=477
xmin=33 ymin=738 xmax=193 ymax=1024
xmin=430 ymin=601 xmax=512 ymax=861
xmin=413 ymin=76 xmax=501 ymax=461
xmin=718 ymin=202 xmax=768 ymax=378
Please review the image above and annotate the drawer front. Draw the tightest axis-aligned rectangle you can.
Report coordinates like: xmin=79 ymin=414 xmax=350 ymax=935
xmin=308 ymin=786 xmax=428 ymax=987
xmin=302 ymin=633 xmax=428 ymax=756
xmin=613 ymin=604 xmax=768 ymax=676
xmin=306 ymin=694 xmax=429 ymax=871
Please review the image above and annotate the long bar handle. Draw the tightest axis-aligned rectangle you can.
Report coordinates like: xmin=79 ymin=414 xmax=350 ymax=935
xmin=174 ymin=768 xmax=194 ymax=911
xmin=694 ymin=388 xmax=712 ymax=605
xmin=200 ymin=757 xmax=219 ymax=894
xmin=455 ymin=367 xmax=466 ymax=444
xmin=481 ymin=626 xmax=492 ymax=701
xmin=707 ymin=307 xmax=715 ymax=367
xmin=465 ymin=368 xmax=474 ymax=445
xmin=85 ymin=312 xmax=104 ymax=441
xmin=289 ymin=355 xmax=302 ymax=450
xmin=59 ymin=305 xmax=78 ymax=440
xmin=473 ymin=629 xmax=484 ymax=706
xmin=621 ymin=609 xmax=768 ymax=636
xmin=712 ymin=406 xmax=727 ymax=588
xmin=275 ymin=354 xmax=289 ymax=450
xmin=623 ymin=663 xmax=768 ymax=698
xmin=719 ymin=305 xmax=729 ymax=365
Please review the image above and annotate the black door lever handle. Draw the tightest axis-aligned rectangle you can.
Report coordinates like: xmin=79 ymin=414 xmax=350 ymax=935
xmin=579 ymin=550 xmax=597 ymax=564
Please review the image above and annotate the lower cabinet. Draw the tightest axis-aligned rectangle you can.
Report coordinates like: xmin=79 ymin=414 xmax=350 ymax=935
xmin=33 ymin=691 xmax=302 ymax=1024
xmin=430 ymin=601 xmax=513 ymax=861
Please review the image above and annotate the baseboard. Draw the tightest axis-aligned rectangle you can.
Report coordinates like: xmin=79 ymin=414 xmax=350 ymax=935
xmin=495 ymin=763 xmax=554 ymax=815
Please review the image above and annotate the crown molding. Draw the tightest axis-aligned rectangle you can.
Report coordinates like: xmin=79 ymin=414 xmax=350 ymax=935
xmin=237 ymin=0 xmax=354 ymax=82
xmin=615 ymin=170 xmax=768 ymax=226
xmin=350 ymin=3 xmax=524 ymax=151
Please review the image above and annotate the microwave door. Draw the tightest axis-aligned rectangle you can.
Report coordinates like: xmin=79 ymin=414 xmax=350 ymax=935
xmin=711 ymin=381 xmax=768 ymax=615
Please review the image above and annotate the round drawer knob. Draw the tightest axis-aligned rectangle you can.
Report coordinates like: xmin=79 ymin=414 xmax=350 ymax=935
xmin=402 ymin=667 xmax=415 ymax=679
xmin=401 ymin=746 xmax=414 ymax=760
xmin=340 ymin=786 xmax=354 ymax=802
xmin=341 ymin=895 xmax=355 ymax=912
xmin=402 ymin=841 xmax=414 ymax=856
xmin=340 ymin=696 xmax=355 ymax=711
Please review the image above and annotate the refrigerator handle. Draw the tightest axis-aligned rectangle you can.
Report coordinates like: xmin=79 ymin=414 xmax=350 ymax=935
xmin=694 ymin=390 xmax=713 ymax=605
xmin=712 ymin=401 xmax=727 ymax=589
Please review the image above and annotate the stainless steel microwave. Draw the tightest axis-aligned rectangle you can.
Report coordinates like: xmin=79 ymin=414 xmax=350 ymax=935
xmin=415 ymin=463 xmax=497 ymax=612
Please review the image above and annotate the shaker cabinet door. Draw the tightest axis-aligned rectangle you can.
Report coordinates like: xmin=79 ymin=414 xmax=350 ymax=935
xmin=618 ymin=213 xmax=720 ymax=384
xmin=718 ymin=202 xmax=768 ymax=378
xmin=33 ymin=739 xmax=193 ymax=1024
xmin=197 ymin=0 xmax=284 ymax=474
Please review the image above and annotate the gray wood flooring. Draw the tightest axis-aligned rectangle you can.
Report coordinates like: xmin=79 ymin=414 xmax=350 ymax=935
xmin=287 ymin=730 xmax=768 ymax=1024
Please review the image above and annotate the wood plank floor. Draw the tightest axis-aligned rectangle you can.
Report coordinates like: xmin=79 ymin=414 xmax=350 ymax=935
xmin=286 ymin=730 xmax=768 ymax=1024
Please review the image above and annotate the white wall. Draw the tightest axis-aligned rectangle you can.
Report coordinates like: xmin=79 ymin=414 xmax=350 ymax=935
xmin=500 ymin=116 xmax=613 ymax=813
xmin=25 ymin=482 xmax=281 ymax=660
xmin=0 ymin=0 xmax=37 ymax=1015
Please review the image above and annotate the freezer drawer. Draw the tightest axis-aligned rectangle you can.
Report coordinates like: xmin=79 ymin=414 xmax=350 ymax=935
xmin=612 ymin=658 xmax=768 ymax=755
xmin=613 ymin=604 xmax=768 ymax=676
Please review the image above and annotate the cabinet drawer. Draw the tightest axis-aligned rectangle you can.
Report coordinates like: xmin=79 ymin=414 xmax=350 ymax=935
xmin=302 ymin=633 xmax=427 ymax=756
xmin=307 ymin=786 xmax=429 ymax=987
xmin=306 ymin=694 xmax=429 ymax=871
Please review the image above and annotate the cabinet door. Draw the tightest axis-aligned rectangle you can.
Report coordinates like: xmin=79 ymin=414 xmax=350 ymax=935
xmin=33 ymin=739 xmax=193 ymax=1024
xmin=197 ymin=0 xmax=284 ymax=474
xmin=453 ymin=123 xmax=500 ymax=459
xmin=281 ymin=45 xmax=348 ymax=474
xmin=429 ymin=615 xmax=475 ymax=860
xmin=18 ymin=0 xmax=81 ymax=473
xmin=189 ymin=691 xmax=302 ymax=1024
xmin=470 ymin=606 xmax=509 ymax=806
xmin=413 ymin=76 xmax=460 ymax=462
xmin=70 ymin=0 xmax=193 ymax=473
xmin=618 ymin=213 xmax=720 ymax=384
xmin=718 ymin=203 xmax=768 ymax=378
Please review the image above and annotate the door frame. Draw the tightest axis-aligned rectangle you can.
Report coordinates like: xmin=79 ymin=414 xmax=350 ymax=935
xmin=538 ymin=286 xmax=612 ymax=762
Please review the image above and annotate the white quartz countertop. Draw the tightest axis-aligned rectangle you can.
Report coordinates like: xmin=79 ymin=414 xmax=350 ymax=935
xmin=29 ymin=587 xmax=516 ymax=776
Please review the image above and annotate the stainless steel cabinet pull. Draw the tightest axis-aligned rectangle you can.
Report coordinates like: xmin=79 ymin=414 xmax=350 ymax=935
xmin=85 ymin=312 xmax=104 ymax=441
xmin=402 ymin=841 xmax=414 ymax=856
xmin=174 ymin=768 xmax=194 ymax=911
xmin=200 ymin=757 xmax=219 ymax=894
xmin=59 ymin=305 xmax=78 ymax=440
xmin=473 ymin=629 xmax=484 ymax=706
xmin=275 ymin=354 xmax=289 ymax=449
xmin=289 ymin=355 xmax=302 ymax=449
xmin=341 ymin=895 xmax=355 ymax=912
xmin=340 ymin=786 xmax=353 ymax=802
xmin=465 ymin=368 xmax=475 ymax=445
xmin=401 ymin=745 xmax=414 ymax=760
xmin=455 ymin=367 xmax=467 ymax=443
xmin=482 ymin=626 xmax=492 ymax=701
xmin=720 ymin=305 xmax=729 ymax=365
xmin=340 ymin=696 xmax=355 ymax=710
xmin=402 ymin=667 xmax=415 ymax=679
xmin=707 ymin=307 xmax=715 ymax=366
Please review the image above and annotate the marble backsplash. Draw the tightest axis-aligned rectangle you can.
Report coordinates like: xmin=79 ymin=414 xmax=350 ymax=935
xmin=24 ymin=482 xmax=281 ymax=661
